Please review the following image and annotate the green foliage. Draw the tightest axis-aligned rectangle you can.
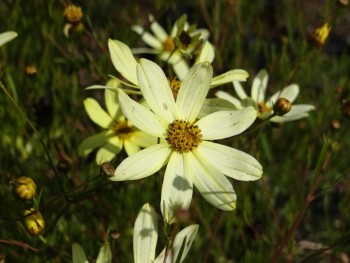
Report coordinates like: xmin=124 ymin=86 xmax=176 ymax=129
xmin=1 ymin=0 xmax=349 ymax=262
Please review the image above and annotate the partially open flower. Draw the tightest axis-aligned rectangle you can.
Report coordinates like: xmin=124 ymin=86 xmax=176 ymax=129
xmin=273 ymin=98 xmax=292 ymax=116
xmin=24 ymin=209 xmax=45 ymax=236
xmin=14 ymin=176 xmax=37 ymax=200
xmin=311 ymin=23 xmax=331 ymax=46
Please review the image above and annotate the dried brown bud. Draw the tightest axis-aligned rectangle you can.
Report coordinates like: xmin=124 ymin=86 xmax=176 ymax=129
xmin=100 ymin=162 xmax=115 ymax=178
xmin=57 ymin=159 xmax=71 ymax=173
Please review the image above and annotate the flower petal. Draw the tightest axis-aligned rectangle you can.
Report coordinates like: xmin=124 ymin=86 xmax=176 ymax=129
xmin=210 ymin=69 xmax=249 ymax=88
xmin=133 ymin=203 xmax=158 ymax=263
xmin=233 ymin=81 xmax=248 ymax=99
xmin=118 ymin=88 xmax=168 ymax=137
xmin=124 ymin=140 xmax=141 ymax=156
xmin=96 ymin=136 xmax=123 ymax=163
xmin=78 ymin=130 xmax=114 ymax=156
xmin=198 ymin=98 xmax=237 ymax=119
xmin=84 ymin=98 xmax=113 ymax=129
xmin=137 ymin=59 xmax=177 ymax=123
xmin=189 ymin=152 xmax=237 ymax=211
xmin=108 ymin=39 xmax=138 ymax=85
xmin=199 ymin=141 xmax=263 ymax=181
xmin=132 ymin=25 xmax=163 ymax=50
xmin=161 ymin=152 xmax=193 ymax=224
xmin=154 ymin=225 xmax=199 ymax=263
xmin=197 ymin=107 xmax=256 ymax=140
xmin=96 ymin=242 xmax=112 ymax=263
xmin=176 ymin=62 xmax=213 ymax=122
xmin=251 ymin=69 xmax=268 ymax=103
xmin=172 ymin=56 xmax=190 ymax=81
xmin=149 ymin=15 xmax=169 ymax=42
xmin=267 ymin=84 xmax=299 ymax=106
xmin=111 ymin=144 xmax=172 ymax=181
xmin=129 ymin=130 xmax=158 ymax=148
xmin=104 ymin=84 xmax=121 ymax=119
xmin=195 ymin=41 xmax=215 ymax=64
xmin=0 ymin=31 xmax=17 ymax=46
xmin=215 ymin=91 xmax=243 ymax=109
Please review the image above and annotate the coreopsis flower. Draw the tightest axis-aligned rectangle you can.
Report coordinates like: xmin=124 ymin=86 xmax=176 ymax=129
xmin=134 ymin=203 xmax=198 ymax=263
xmin=311 ymin=23 xmax=331 ymax=46
xmin=24 ymin=209 xmax=45 ymax=236
xmin=0 ymin=31 xmax=17 ymax=47
xmin=216 ymin=69 xmax=315 ymax=123
xmin=110 ymin=59 xmax=263 ymax=223
xmin=78 ymin=80 xmax=158 ymax=164
xmin=106 ymin=39 xmax=249 ymax=90
xmin=14 ymin=176 xmax=37 ymax=200
xmin=132 ymin=14 xmax=209 ymax=80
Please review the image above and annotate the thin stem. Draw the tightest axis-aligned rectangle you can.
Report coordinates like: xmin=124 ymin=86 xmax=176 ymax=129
xmin=0 ymin=239 xmax=39 ymax=252
xmin=0 ymin=81 xmax=60 ymax=178
xmin=271 ymin=138 xmax=332 ymax=262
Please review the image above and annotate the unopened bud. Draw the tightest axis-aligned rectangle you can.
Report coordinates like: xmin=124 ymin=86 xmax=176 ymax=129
xmin=14 ymin=176 xmax=37 ymax=200
xmin=57 ymin=159 xmax=71 ymax=173
xmin=24 ymin=208 xmax=45 ymax=236
xmin=273 ymin=98 xmax=292 ymax=116
xmin=25 ymin=65 xmax=37 ymax=76
xmin=63 ymin=4 xmax=83 ymax=24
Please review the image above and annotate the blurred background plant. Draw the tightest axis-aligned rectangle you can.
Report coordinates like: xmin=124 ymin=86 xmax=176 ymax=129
xmin=0 ymin=0 xmax=349 ymax=262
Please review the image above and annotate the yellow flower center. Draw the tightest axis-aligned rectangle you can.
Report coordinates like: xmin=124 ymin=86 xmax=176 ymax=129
xmin=258 ymin=102 xmax=272 ymax=113
xmin=111 ymin=120 xmax=134 ymax=140
xmin=164 ymin=37 xmax=175 ymax=52
xmin=168 ymin=78 xmax=181 ymax=99
xmin=166 ymin=120 xmax=202 ymax=152
xmin=63 ymin=5 xmax=83 ymax=24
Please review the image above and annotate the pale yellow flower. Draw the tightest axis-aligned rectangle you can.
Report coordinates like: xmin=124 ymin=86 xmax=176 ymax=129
xmin=110 ymin=59 xmax=262 ymax=223
xmin=79 ymin=80 xmax=157 ymax=164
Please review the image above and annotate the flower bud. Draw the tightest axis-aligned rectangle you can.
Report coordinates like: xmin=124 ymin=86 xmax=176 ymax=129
xmin=57 ymin=159 xmax=71 ymax=173
xmin=273 ymin=98 xmax=292 ymax=116
xmin=25 ymin=64 xmax=37 ymax=76
xmin=24 ymin=208 xmax=45 ymax=236
xmin=63 ymin=4 xmax=83 ymax=24
xmin=14 ymin=176 xmax=37 ymax=200
xmin=100 ymin=162 xmax=115 ymax=178
xmin=311 ymin=23 xmax=331 ymax=46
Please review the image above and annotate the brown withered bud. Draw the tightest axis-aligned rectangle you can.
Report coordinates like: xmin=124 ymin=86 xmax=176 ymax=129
xmin=57 ymin=159 xmax=71 ymax=173
xmin=100 ymin=162 xmax=115 ymax=178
